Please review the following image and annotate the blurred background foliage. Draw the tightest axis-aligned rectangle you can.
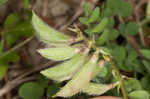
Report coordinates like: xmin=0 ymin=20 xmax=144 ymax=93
xmin=0 ymin=0 xmax=150 ymax=99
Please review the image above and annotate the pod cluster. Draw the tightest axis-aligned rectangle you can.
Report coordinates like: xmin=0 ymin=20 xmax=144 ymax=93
xmin=32 ymin=12 xmax=118 ymax=97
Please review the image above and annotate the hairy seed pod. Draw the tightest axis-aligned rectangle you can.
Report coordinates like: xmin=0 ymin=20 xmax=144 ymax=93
xmin=82 ymin=82 xmax=119 ymax=95
xmin=38 ymin=45 xmax=79 ymax=61
xmin=91 ymin=60 xmax=105 ymax=79
xmin=32 ymin=12 xmax=70 ymax=45
xmin=41 ymin=53 xmax=87 ymax=82
xmin=55 ymin=51 xmax=99 ymax=97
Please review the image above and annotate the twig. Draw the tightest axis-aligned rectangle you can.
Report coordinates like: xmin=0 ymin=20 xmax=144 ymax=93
xmin=135 ymin=15 xmax=146 ymax=46
xmin=0 ymin=36 xmax=34 ymax=59
xmin=0 ymin=61 xmax=56 ymax=97
xmin=58 ymin=1 xmax=85 ymax=30
xmin=119 ymin=16 xmax=145 ymax=59
xmin=134 ymin=1 xmax=146 ymax=46
xmin=0 ymin=77 xmax=35 ymax=97
xmin=127 ymin=35 xmax=144 ymax=58
xmin=58 ymin=0 xmax=99 ymax=31
xmin=42 ymin=0 xmax=48 ymax=17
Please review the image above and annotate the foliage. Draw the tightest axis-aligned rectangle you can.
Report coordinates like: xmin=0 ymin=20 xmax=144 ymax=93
xmin=30 ymin=0 xmax=150 ymax=98
xmin=32 ymin=12 xmax=118 ymax=98
xmin=0 ymin=0 xmax=8 ymax=6
xmin=0 ymin=4 xmax=33 ymax=80
xmin=1 ymin=0 xmax=150 ymax=99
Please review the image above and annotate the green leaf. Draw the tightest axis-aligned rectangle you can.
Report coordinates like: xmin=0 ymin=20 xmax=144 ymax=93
xmin=4 ymin=13 xmax=20 ymax=29
xmin=119 ymin=1 xmax=133 ymax=17
xmin=32 ymin=12 xmax=70 ymax=44
xmin=109 ymin=29 xmax=119 ymax=40
xmin=47 ymin=84 xmax=60 ymax=98
xmin=38 ymin=75 xmax=49 ymax=88
xmin=140 ymin=49 xmax=150 ymax=60
xmin=129 ymin=90 xmax=150 ymax=99
xmin=132 ymin=59 xmax=145 ymax=73
xmin=112 ymin=46 xmax=126 ymax=62
xmin=106 ymin=18 xmax=115 ymax=29
xmin=99 ymin=47 xmax=111 ymax=56
xmin=38 ymin=45 xmax=77 ymax=61
xmin=127 ymin=50 xmax=138 ymax=62
xmin=91 ymin=18 xmax=108 ymax=33
xmin=41 ymin=54 xmax=87 ymax=82
xmin=84 ymin=27 xmax=93 ymax=35
xmin=125 ymin=79 xmax=142 ymax=93
xmin=5 ymin=21 xmax=33 ymax=47
xmin=125 ymin=22 xmax=139 ymax=35
xmin=84 ymin=2 xmax=92 ymax=17
xmin=88 ymin=7 xmax=100 ymax=23
xmin=141 ymin=76 xmax=150 ymax=92
xmin=79 ymin=17 xmax=89 ymax=25
xmin=23 ymin=0 xmax=29 ymax=9
xmin=106 ymin=0 xmax=122 ymax=16
xmin=142 ymin=60 xmax=150 ymax=74
xmin=0 ymin=52 xmax=20 ymax=64
xmin=12 ymin=21 xmax=33 ymax=37
xmin=0 ymin=0 xmax=8 ymax=6
xmin=5 ymin=33 xmax=18 ymax=47
xmin=101 ymin=7 xmax=114 ymax=17
xmin=105 ymin=0 xmax=133 ymax=17
xmin=0 ymin=64 xmax=8 ymax=80
xmin=96 ymin=29 xmax=109 ymax=45
xmin=118 ymin=23 xmax=126 ymax=37
xmin=19 ymin=82 xmax=44 ymax=99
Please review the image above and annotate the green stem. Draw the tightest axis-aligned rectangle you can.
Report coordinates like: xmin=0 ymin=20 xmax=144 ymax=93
xmin=109 ymin=59 xmax=128 ymax=99
xmin=0 ymin=36 xmax=34 ymax=59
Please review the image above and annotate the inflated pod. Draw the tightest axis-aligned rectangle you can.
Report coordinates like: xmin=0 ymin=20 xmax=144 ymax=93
xmin=32 ymin=12 xmax=71 ymax=45
xmin=38 ymin=45 xmax=80 ymax=61
xmin=55 ymin=51 xmax=99 ymax=97
xmin=91 ymin=59 xmax=105 ymax=79
xmin=82 ymin=82 xmax=119 ymax=95
xmin=40 ymin=53 xmax=87 ymax=82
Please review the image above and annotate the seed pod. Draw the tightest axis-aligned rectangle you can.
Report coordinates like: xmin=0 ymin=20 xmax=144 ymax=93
xmin=41 ymin=53 xmax=87 ymax=82
xmin=91 ymin=60 xmax=105 ymax=79
xmin=82 ymin=82 xmax=119 ymax=95
xmin=32 ymin=12 xmax=70 ymax=45
xmin=38 ymin=45 xmax=79 ymax=61
xmin=55 ymin=51 xmax=99 ymax=97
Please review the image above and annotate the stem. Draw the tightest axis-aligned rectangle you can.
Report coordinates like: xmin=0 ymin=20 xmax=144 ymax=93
xmin=0 ymin=36 xmax=34 ymax=59
xmin=109 ymin=59 xmax=128 ymax=99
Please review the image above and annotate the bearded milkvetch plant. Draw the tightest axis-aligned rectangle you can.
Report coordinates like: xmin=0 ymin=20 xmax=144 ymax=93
xmin=32 ymin=12 xmax=119 ymax=97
